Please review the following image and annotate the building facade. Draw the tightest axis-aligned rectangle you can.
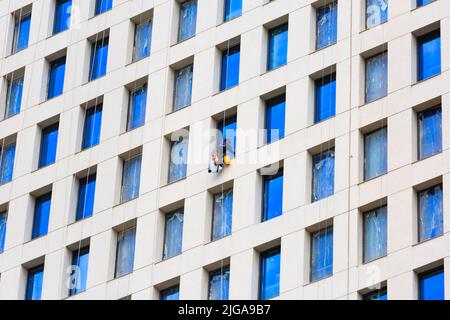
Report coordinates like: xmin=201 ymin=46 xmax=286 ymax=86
xmin=0 ymin=0 xmax=449 ymax=300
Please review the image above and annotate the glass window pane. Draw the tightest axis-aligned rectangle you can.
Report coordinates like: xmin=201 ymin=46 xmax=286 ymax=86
xmin=363 ymin=288 xmax=387 ymax=300
xmin=315 ymin=73 xmax=336 ymax=123
xmin=220 ymin=45 xmax=240 ymax=91
xmin=0 ymin=211 xmax=7 ymax=253
xmin=133 ymin=20 xmax=152 ymax=62
xmin=366 ymin=0 xmax=388 ymax=29
xmin=5 ymin=76 xmax=24 ymax=118
xmin=316 ymin=1 xmax=337 ymax=50
xmin=224 ymin=0 xmax=242 ymax=22
xmin=90 ymin=37 xmax=109 ymax=81
xmin=173 ymin=65 xmax=193 ymax=111
xmin=365 ymin=52 xmax=387 ymax=103
xmin=127 ymin=85 xmax=147 ymax=130
xmin=178 ymin=0 xmax=197 ymax=42
xmin=121 ymin=155 xmax=142 ymax=203
xmin=417 ymin=30 xmax=441 ymax=81
xmin=163 ymin=209 xmax=184 ymax=259
xmin=418 ymin=106 xmax=442 ymax=160
xmin=95 ymin=0 xmax=112 ymax=15
xmin=311 ymin=227 xmax=333 ymax=282
xmin=76 ymin=174 xmax=96 ymax=221
xmin=169 ymin=135 xmax=189 ymax=183
xmin=69 ymin=247 xmax=89 ymax=296
xmin=47 ymin=57 xmax=66 ymax=99
xmin=82 ymin=104 xmax=103 ymax=150
xmin=13 ymin=14 xmax=31 ymax=53
xmin=312 ymin=149 xmax=335 ymax=202
xmin=265 ymin=94 xmax=286 ymax=144
xmin=160 ymin=285 xmax=179 ymax=300
xmin=53 ymin=0 xmax=72 ymax=34
xmin=25 ymin=265 xmax=44 ymax=300
xmin=418 ymin=184 xmax=443 ymax=242
xmin=32 ymin=192 xmax=52 ymax=239
xmin=417 ymin=0 xmax=434 ymax=6
xmin=363 ymin=206 xmax=387 ymax=263
xmin=39 ymin=123 xmax=59 ymax=168
xmin=268 ymin=24 xmax=288 ymax=71
xmin=212 ymin=189 xmax=233 ymax=241
xmin=364 ymin=127 xmax=387 ymax=181
xmin=259 ymin=248 xmax=280 ymax=300
xmin=115 ymin=227 xmax=136 ymax=278
xmin=420 ymin=268 xmax=444 ymax=300
xmin=263 ymin=170 xmax=283 ymax=221
xmin=209 ymin=266 xmax=230 ymax=300
xmin=0 ymin=142 xmax=16 ymax=185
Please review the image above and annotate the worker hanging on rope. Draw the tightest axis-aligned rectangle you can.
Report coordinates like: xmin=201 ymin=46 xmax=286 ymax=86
xmin=208 ymin=136 xmax=234 ymax=174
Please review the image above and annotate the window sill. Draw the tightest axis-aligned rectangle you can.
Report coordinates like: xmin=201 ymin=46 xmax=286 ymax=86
xmin=166 ymin=104 xmax=191 ymax=116
xmin=411 ymin=1 xmax=436 ymax=11
xmin=163 ymin=176 xmax=187 ymax=188
xmin=361 ymin=20 xmax=388 ymax=34
xmin=83 ymin=74 xmax=107 ymax=86
xmin=126 ymin=55 xmax=151 ymax=67
xmin=311 ymin=42 xmax=337 ymax=55
xmin=309 ymin=114 xmax=336 ymax=128
xmin=0 ymin=113 xmax=20 ymax=123
xmin=120 ymin=124 xmax=145 ymax=136
xmin=215 ymin=84 xmax=239 ymax=96
xmin=359 ymin=94 xmax=388 ymax=108
xmin=414 ymin=233 xmax=443 ymax=247
xmin=114 ymin=196 xmax=139 ymax=208
xmin=262 ymin=63 xmax=287 ymax=76
xmin=358 ymin=172 xmax=387 ymax=186
xmin=362 ymin=254 xmax=387 ymax=265
xmin=218 ymin=14 xmax=242 ymax=27
xmin=306 ymin=274 xmax=333 ymax=286
xmin=47 ymin=28 xmax=69 ymax=40
xmin=412 ymin=150 xmax=442 ymax=165
xmin=33 ymin=163 xmax=56 ymax=173
xmin=172 ymin=35 xmax=196 ymax=48
xmin=157 ymin=252 xmax=182 ymax=265
xmin=414 ymin=72 xmax=441 ymax=86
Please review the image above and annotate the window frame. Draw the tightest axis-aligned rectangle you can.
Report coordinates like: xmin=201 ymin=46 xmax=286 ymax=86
xmin=258 ymin=247 xmax=281 ymax=300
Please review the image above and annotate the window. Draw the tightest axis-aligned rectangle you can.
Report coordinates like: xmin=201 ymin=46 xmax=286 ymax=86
xmin=419 ymin=268 xmax=444 ymax=300
xmin=220 ymin=45 xmax=240 ymax=91
xmin=168 ymin=135 xmax=189 ymax=183
xmin=418 ymin=184 xmax=443 ymax=242
xmin=0 ymin=211 xmax=7 ymax=253
xmin=365 ymin=52 xmax=387 ymax=103
xmin=259 ymin=248 xmax=280 ymax=300
xmin=5 ymin=75 xmax=24 ymax=118
xmin=115 ymin=227 xmax=136 ymax=278
xmin=265 ymin=94 xmax=286 ymax=144
xmin=417 ymin=30 xmax=441 ymax=81
xmin=53 ymin=0 xmax=72 ymax=34
xmin=209 ymin=266 xmax=230 ymax=300
xmin=212 ymin=189 xmax=233 ymax=241
xmin=32 ymin=192 xmax=52 ymax=239
xmin=310 ymin=226 xmax=333 ymax=282
xmin=121 ymin=155 xmax=142 ymax=203
xmin=267 ymin=24 xmax=288 ymax=71
xmin=163 ymin=209 xmax=184 ymax=260
xmin=364 ymin=127 xmax=387 ymax=181
xmin=82 ymin=104 xmax=103 ymax=150
xmin=173 ymin=65 xmax=193 ymax=111
xmin=160 ymin=285 xmax=179 ymax=300
xmin=133 ymin=19 xmax=152 ymax=62
xmin=178 ymin=0 xmax=197 ymax=42
xmin=47 ymin=56 xmax=66 ymax=99
xmin=363 ymin=288 xmax=387 ymax=300
xmin=39 ymin=123 xmax=59 ymax=168
xmin=262 ymin=170 xmax=283 ymax=222
xmin=218 ymin=116 xmax=236 ymax=159
xmin=76 ymin=174 xmax=96 ymax=221
xmin=69 ymin=246 xmax=89 ymax=296
xmin=224 ymin=0 xmax=242 ymax=22
xmin=89 ymin=37 xmax=109 ymax=81
xmin=363 ymin=206 xmax=387 ymax=263
xmin=316 ymin=1 xmax=337 ymax=50
xmin=314 ymin=73 xmax=336 ymax=123
xmin=95 ymin=0 xmax=112 ymax=15
xmin=0 ymin=142 xmax=16 ymax=185
xmin=312 ymin=148 xmax=335 ymax=202
xmin=418 ymin=106 xmax=442 ymax=160
xmin=25 ymin=265 xmax=44 ymax=300
xmin=127 ymin=84 xmax=147 ymax=131
xmin=417 ymin=0 xmax=434 ymax=6
xmin=12 ymin=12 xmax=31 ymax=54
xmin=366 ymin=0 xmax=388 ymax=29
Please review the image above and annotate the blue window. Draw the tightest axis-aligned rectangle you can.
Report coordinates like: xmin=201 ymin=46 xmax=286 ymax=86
xmin=25 ymin=265 xmax=44 ymax=300
xmin=259 ymin=247 xmax=280 ymax=300
xmin=366 ymin=52 xmax=387 ymax=103
xmin=160 ymin=285 xmax=179 ymax=300
xmin=418 ymin=106 xmax=442 ymax=160
xmin=82 ymin=104 xmax=102 ymax=150
xmin=163 ymin=209 xmax=184 ymax=260
xmin=32 ymin=192 xmax=52 ymax=239
xmin=53 ymin=0 xmax=72 ymax=34
xmin=212 ymin=189 xmax=233 ymax=241
xmin=363 ymin=206 xmax=387 ymax=263
xmin=47 ymin=57 xmax=66 ymax=99
xmin=12 ymin=13 xmax=31 ymax=54
xmin=417 ymin=0 xmax=435 ymax=7
xmin=311 ymin=227 xmax=333 ymax=282
xmin=127 ymin=85 xmax=147 ymax=131
xmin=121 ymin=155 xmax=142 ymax=203
xmin=262 ymin=170 xmax=283 ymax=222
xmin=169 ymin=135 xmax=189 ymax=183
xmin=5 ymin=76 xmax=24 ymax=118
xmin=39 ymin=123 xmax=59 ymax=168
xmin=0 ymin=211 xmax=7 ymax=253
xmin=173 ymin=65 xmax=193 ymax=111
xmin=418 ymin=184 xmax=443 ymax=242
xmin=178 ymin=0 xmax=197 ymax=42
xmin=224 ymin=0 xmax=242 ymax=22
xmin=115 ymin=227 xmax=136 ymax=278
xmin=364 ymin=127 xmax=387 ymax=181
xmin=69 ymin=246 xmax=89 ymax=296
xmin=268 ymin=24 xmax=288 ymax=71
xmin=76 ymin=174 xmax=96 ymax=221
xmin=266 ymin=94 xmax=285 ymax=144
xmin=0 ymin=142 xmax=16 ymax=185
xmin=218 ymin=116 xmax=236 ymax=159
xmin=419 ymin=268 xmax=444 ymax=300
xmin=363 ymin=288 xmax=387 ymax=300
xmin=312 ymin=149 xmax=335 ymax=202
xmin=366 ymin=0 xmax=388 ymax=29
xmin=133 ymin=20 xmax=152 ymax=62
xmin=89 ymin=37 xmax=109 ymax=81
xmin=417 ymin=30 xmax=441 ymax=81
xmin=95 ymin=0 xmax=112 ymax=15
xmin=316 ymin=2 xmax=337 ymax=50
xmin=209 ymin=266 xmax=230 ymax=300
xmin=220 ymin=45 xmax=240 ymax=91
xmin=315 ymin=73 xmax=336 ymax=123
